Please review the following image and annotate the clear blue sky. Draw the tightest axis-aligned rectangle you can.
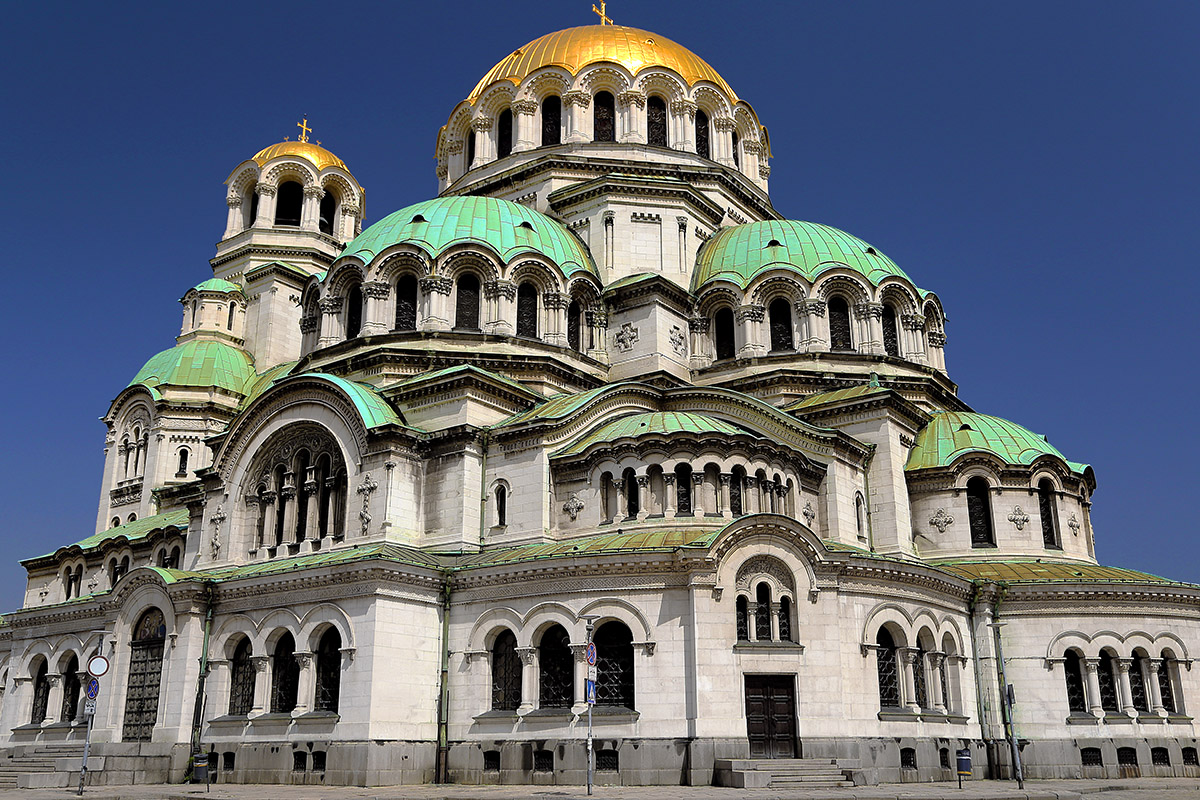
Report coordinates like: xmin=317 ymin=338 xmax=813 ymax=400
xmin=1 ymin=1 xmax=1197 ymax=613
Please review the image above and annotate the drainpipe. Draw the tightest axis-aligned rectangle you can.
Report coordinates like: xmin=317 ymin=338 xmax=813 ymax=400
xmin=477 ymin=430 xmax=490 ymax=546
xmin=434 ymin=576 xmax=453 ymax=783
xmin=188 ymin=581 xmax=215 ymax=774
xmin=861 ymin=444 xmax=877 ymax=552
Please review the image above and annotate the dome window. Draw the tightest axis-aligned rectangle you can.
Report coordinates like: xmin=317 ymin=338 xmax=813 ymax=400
xmin=958 ymin=424 xmax=973 ymax=432
xmin=866 ymin=246 xmax=878 ymax=256
xmin=766 ymin=239 xmax=782 ymax=248
xmin=410 ymin=214 xmax=427 ymax=224
xmin=518 ymin=221 xmax=535 ymax=231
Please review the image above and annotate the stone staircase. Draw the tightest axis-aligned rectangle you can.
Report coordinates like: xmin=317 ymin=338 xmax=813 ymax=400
xmin=0 ymin=742 xmax=87 ymax=788
xmin=714 ymin=757 xmax=858 ymax=789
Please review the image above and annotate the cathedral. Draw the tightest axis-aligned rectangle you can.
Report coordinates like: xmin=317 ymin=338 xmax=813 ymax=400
xmin=1 ymin=16 xmax=1197 ymax=791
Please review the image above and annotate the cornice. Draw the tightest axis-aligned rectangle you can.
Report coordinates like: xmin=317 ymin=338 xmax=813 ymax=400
xmin=547 ymin=173 xmax=726 ymax=226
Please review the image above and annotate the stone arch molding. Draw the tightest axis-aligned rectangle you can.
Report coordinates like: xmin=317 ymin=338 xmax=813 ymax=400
xmin=860 ymin=601 xmax=965 ymax=656
xmin=711 ymin=514 xmax=823 ymax=600
xmin=1045 ymin=629 xmax=1192 ymax=663
xmin=465 ymin=598 xmax=653 ymax=653
xmin=211 ymin=603 xmax=355 ymax=657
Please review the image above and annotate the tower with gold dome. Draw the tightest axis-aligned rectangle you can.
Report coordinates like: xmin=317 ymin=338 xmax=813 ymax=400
xmin=2 ymin=11 xmax=1197 ymax=793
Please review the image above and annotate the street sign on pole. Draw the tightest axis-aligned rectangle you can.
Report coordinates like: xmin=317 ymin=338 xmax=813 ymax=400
xmin=86 ymin=678 xmax=100 ymax=700
xmin=585 ymin=642 xmax=597 ymax=666
xmin=585 ymin=679 xmax=596 ymax=705
xmin=86 ymin=655 xmax=110 ymax=678
xmin=84 ymin=698 xmax=97 ymax=715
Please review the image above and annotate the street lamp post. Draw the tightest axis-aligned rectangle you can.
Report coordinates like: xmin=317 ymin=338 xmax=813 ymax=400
xmin=988 ymin=622 xmax=1024 ymax=789
xmin=580 ymin=614 xmax=600 ymax=796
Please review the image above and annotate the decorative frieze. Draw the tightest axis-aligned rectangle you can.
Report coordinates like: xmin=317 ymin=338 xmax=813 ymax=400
xmin=110 ymin=482 xmax=143 ymax=507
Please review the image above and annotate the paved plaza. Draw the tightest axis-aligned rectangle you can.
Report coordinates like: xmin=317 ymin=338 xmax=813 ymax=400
xmin=5 ymin=778 xmax=1200 ymax=800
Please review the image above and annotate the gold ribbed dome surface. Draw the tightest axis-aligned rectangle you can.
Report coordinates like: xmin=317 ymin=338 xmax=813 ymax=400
xmin=469 ymin=25 xmax=737 ymax=102
xmin=250 ymin=141 xmax=347 ymax=173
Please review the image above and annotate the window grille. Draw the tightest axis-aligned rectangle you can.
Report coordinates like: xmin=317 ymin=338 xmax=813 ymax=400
xmin=271 ymin=634 xmax=299 ymax=714
xmin=1130 ymin=655 xmax=1149 ymax=712
xmin=882 ymin=305 xmax=899 ymax=356
xmin=828 ymin=297 xmax=853 ymax=351
xmin=730 ymin=472 xmax=743 ymax=516
xmin=768 ymin=298 xmax=793 ymax=351
xmin=1064 ymin=650 xmax=1087 ymax=712
xmin=567 ymin=300 xmax=582 ymax=351
xmin=754 ymin=583 xmax=772 ymax=641
xmin=594 ymin=622 xmax=634 ymax=709
xmin=900 ymin=748 xmax=917 ymax=770
xmin=293 ymin=752 xmax=307 ymax=772
xmin=876 ymin=629 xmax=900 ymax=708
xmin=1158 ymin=656 xmax=1177 ymax=713
xmin=491 ymin=630 xmax=521 ymax=711
xmin=538 ymin=626 xmax=573 ymax=708
xmin=1080 ymin=748 xmax=1103 ymax=767
xmin=913 ymin=645 xmax=929 ymax=709
xmin=516 ymin=283 xmax=538 ymax=338
xmin=695 ymin=109 xmax=710 ymax=159
xmin=675 ymin=465 xmax=692 ymax=513
xmin=1039 ymin=479 xmax=1059 ymax=548
xmin=455 ymin=275 xmax=481 ymax=330
xmin=732 ymin=131 xmax=740 ymax=167
xmin=483 ymin=751 xmax=500 ymax=772
xmin=30 ymin=663 xmax=49 ymax=725
xmin=735 ymin=596 xmax=749 ymax=641
xmin=1182 ymin=747 xmax=1198 ymax=766
xmin=222 ymin=752 xmax=235 ymax=772
xmin=394 ymin=275 xmax=418 ymax=331
xmin=777 ymin=597 xmax=792 ymax=642
xmin=533 ymin=750 xmax=554 ymax=772
xmin=940 ymin=748 xmax=950 ymax=769
xmin=228 ymin=639 xmax=255 ymax=715
xmin=647 ymin=96 xmax=668 ymax=147
xmin=594 ymin=92 xmax=615 ymax=142
xmin=1152 ymin=747 xmax=1170 ymax=766
xmin=122 ymin=608 xmax=165 ymax=741
xmin=1097 ymin=652 xmax=1119 ymax=712
xmin=1117 ymin=747 xmax=1138 ymax=766
xmin=60 ymin=656 xmax=80 ymax=721
xmin=315 ymin=628 xmax=341 ymax=713
xmin=597 ymin=750 xmax=619 ymax=771
xmin=966 ymin=477 xmax=995 ymax=546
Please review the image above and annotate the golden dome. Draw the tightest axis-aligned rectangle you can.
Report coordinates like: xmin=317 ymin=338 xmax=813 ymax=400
xmin=469 ymin=25 xmax=738 ymax=102
xmin=250 ymin=140 xmax=347 ymax=173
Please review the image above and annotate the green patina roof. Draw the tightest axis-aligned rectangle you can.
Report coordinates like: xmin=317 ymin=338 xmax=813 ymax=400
xmin=238 ymin=361 xmax=298 ymax=410
xmin=275 ymin=373 xmax=405 ymax=430
xmin=453 ymin=527 xmax=722 ymax=570
xmin=498 ymin=384 xmax=615 ymax=427
xmin=211 ymin=541 xmax=443 ymax=580
xmin=784 ymin=384 xmax=890 ymax=411
xmin=191 ymin=278 xmax=242 ymax=294
xmin=932 ymin=559 xmax=1190 ymax=587
xmin=339 ymin=196 xmax=598 ymax=279
xmin=244 ymin=261 xmax=309 ymax=280
xmin=554 ymin=411 xmax=754 ymax=457
xmin=906 ymin=411 xmax=1088 ymax=474
xmin=40 ymin=509 xmax=191 ymax=560
xmin=693 ymin=220 xmax=923 ymax=294
xmin=129 ymin=340 xmax=255 ymax=395
xmin=395 ymin=364 xmax=539 ymax=401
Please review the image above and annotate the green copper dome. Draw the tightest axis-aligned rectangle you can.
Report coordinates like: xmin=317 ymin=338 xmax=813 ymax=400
xmin=129 ymin=340 xmax=255 ymax=395
xmin=191 ymin=278 xmax=242 ymax=294
xmin=906 ymin=411 xmax=1088 ymax=474
xmin=339 ymin=196 xmax=598 ymax=279
xmin=554 ymin=411 xmax=755 ymax=457
xmin=693 ymin=220 xmax=921 ymax=293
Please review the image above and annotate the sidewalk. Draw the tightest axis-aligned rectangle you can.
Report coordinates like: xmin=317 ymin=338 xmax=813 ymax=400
xmin=6 ymin=777 xmax=1200 ymax=800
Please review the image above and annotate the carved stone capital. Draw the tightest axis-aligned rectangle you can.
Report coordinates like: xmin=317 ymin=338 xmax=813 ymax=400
xmin=303 ymin=185 xmax=325 ymax=199
xmin=318 ymin=297 xmax=342 ymax=314
xmin=362 ymin=281 xmax=391 ymax=299
xmin=250 ymin=656 xmax=270 ymax=673
xmin=484 ymin=279 xmax=516 ymax=300
xmin=855 ymin=301 xmax=884 ymax=320
xmin=736 ymin=304 xmax=765 ymax=323
xmin=255 ymin=182 xmax=276 ymax=197
xmin=294 ymin=651 xmax=315 ymax=668
xmin=617 ymin=90 xmax=645 ymax=109
xmin=420 ymin=276 xmax=453 ymax=295
xmin=543 ymin=292 xmax=570 ymax=310
xmin=563 ymin=91 xmax=591 ymax=108
xmin=928 ymin=331 xmax=947 ymax=346
xmin=471 ymin=116 xmax=493 ymax=132
xmin=226 ymin=196 xmax=242 ymax=208
xmin=516 ymin=647 xmax=536 ymax=666
xmin=689 ymin=316 xmax=710 ymax=333
xmin=511 ymin=100 xmax=538 ymax=115
xmin=671 ymin=99 xmax=698 ymax=118
xmin=299 ymin=315 xmax=319 ymax=333
xmin=713 ymin=116 xmax=736 ymax=131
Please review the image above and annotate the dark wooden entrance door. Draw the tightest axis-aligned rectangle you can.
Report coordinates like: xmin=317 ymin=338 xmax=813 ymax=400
xmin=745 ymin=675 xmax=796 ymax=759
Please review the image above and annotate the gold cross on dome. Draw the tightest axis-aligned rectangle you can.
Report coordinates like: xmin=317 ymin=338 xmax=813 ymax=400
xmin=592 ymin=1 xmax=613 ymax=25
xmin=296 ymin=117 xmax=312 ymax=143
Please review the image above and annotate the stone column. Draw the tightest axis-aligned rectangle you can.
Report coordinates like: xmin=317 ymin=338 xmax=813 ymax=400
xmin=617 ymin=90 xmax=645 ymax=143
xmin=360 ymin=281 xmax=391 ymax=336
xmin=302 ymin=474 xmax=320 ymax=542
xmin=736 ymin=304 xmax=765 ymax=357
xmin=249 ymin=656 xmax=270 ymax=715
xmin=688 ymin=316 xmax=712 ymax=369
xmin=613 ymin=479 xmax=627 ymax=523
xmin=670 ymin=99 xmax=697 ymax=152
xmin=902 ymin=314 xmax=928 ymax=364
xmin=1116 ymin=659 xmax=1137 ymax=715
xmin=563 ymin=91 xmax=590 ymax=143
xmin=854 ymin=302 xmax=884 ymax=355
xmin=469 ymin=117 xmax=493 ymax=169
xmin=747 ymin=606 xmax=758 ymax=643
xmin=543 ymin=292 xmax=569 ymax=347
xmin=293 ymin=652 xmax=315 ymax=715
xmin=43 ymin=674 xmax=62 ymax=725
xmin=746 ymin=477 xmax=760 ymax=513
xmin=587 ymin=310 xmax=608 ymax=363
xmin=512 ymin=100 xmax=538 ymax=152
xmin=224 ymin=196 xmax=243 ymax=239
xmin=570 ymin=644 xmax=588 ymax=711
xmin=636 ymin=474 xmax=650 ymax=521
xmin=516 ymin=648 xmax=537 ymax=712
xmin=1145 ymin=658 xmax=1166 ymax=715
xmin=761 ymin=480 xmax=775 ymax=513
xmin=768 ymin=602 xmax=781 ymax=642
xmin=1083 ymin=659 xmax=1105 ymax=716
xmin=72 ymin=671 xmax=90 ymax=725
xmin=719 ymin=474 xmax=732 ymax=519
xmin=928 ymin=331 xmax=947 ymax=371
xmin=339 ymin=200 xmax=360 ymax=241
xmin=419 ymin=276 xmax=452 ymax=331
xmin=318 ymin=297 xmax=343 ymax=348
xmin=252 ymin=183 xmax=276 ymax=229
xmin=692 ymin=472 xmax=705 ymax=518
xmin=482 ymin=279 xmax=515 ymax=335
xmin=928 ymin=652 xmax=947 ymax=714
xmin=664 ymin=474 xmax=677 ymax=519
xmin=280 ymin=480 xmax=298 ymax=544
xmin=301 ymin=185 xmax=324 ymax=232
xmin=742 ymin=140 xmax=762 ymax=186
xmin=899 ymin=650 xmax=921 ymax=713
xmin=713 ymin=117 xmax=736 ymax=166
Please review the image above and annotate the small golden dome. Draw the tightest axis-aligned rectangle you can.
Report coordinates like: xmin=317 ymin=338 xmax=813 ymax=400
xmin=469 ymin=25 xmax=738 ymax=102
xmin=250 ymin=140 xmax=348 ymax=173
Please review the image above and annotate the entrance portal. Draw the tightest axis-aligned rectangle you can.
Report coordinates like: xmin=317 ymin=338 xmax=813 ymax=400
xmin=744 ymin=674 xmax=796 ymax=759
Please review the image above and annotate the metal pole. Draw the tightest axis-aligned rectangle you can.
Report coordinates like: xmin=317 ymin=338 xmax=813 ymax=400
xmin=77 ymin=708 xmax=94 ymax=796
xmin=586 ymin=618 xmax=594 ymax=797
xmin=990 ymin=624 xmax=1024 ymax=789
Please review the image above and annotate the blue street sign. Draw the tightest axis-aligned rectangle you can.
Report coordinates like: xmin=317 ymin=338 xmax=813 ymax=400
xmin=585 ymin=679 xmax=596 ymax=705
xmin=85 ymin=678 xmax=100 ymax=700
xmin=585 ymin=642 xmax=597 ymax=666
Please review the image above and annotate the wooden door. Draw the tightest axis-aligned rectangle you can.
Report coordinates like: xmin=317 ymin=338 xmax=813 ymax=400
xmin=745 ymin=675 xmax=796 ymax=759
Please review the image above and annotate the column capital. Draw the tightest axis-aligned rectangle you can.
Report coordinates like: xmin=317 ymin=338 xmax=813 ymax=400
xmin=250 ymin=655 xmax=270 ymax=673
xmin=569 ymin=643 xmax=589 ymax=661
xmin=516 ymin=646 xmax=537 ymax=666
xmin=511 ymin=100 xmax=538 ymax=115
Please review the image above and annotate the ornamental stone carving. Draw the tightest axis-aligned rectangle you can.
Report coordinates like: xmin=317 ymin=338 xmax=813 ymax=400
xmin=255 ymin=182 xmax=276 ymax=197
xmin=1068 ymin=514 xmax=1081 ymax=535
xmin=356 ymin=474 xmax=378 ymax=536
xmin=563 ymin=494 xmax=584 ymax=521
xmin=736 ymin=305 xmax=765 ymax=323
xmin=1008 ymin=506 xmax=1029 ymax=530
xmin=736 ymin=555 xmax=796 ymax=592
xmin=614 ymin=322 xmax=639 ymax=352
xmin=669 ymin=325 xmax=687 ymax=356
xmin=303 ymin=185 xmax=325 ymax=199
xmin=318 ymin=297 xmax=342 ymax=314
xmin=688 ymin=316 xmax=710 ymax=334
xmin=802 ymin=502 xmax=816 ymax=526
xmin=800 ymin=299 xmax=827 ymax=317
xmin=563 ymin=91 xmax=591 ymax=108
xmin=420 ymin=276 xmax=453 ymax=295
xmin=928 ymin=331 xmax=947 ymax=346
xmin=511 ymin=100 xmax=538 ymax=115
xmin=471 ymin=116 xmax=493 ymax=132
xmin=855 ymin=302 xmax=884 ymax=320
xmin=362 ymin=281 xmax=391 ymax=299
xmin=617 ymin=90 xmax=645 ymax=109
xmin=713 ymin=116 xmax=736 ymax=131
xmin=929 ymin=508 xmax=954 ymax=533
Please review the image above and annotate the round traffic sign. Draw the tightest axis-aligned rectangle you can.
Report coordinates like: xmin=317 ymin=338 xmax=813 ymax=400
xmin=585 ymin=642 xmax=597 ymax=666
xmin=85 ymin=677 xmax=100 ymax=699
xmin=87 ymin=655 xmax=110 ymax=678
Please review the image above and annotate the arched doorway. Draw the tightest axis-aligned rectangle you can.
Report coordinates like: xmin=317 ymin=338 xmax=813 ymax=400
xmin=123 ymin=608 xmax=167 ymax=741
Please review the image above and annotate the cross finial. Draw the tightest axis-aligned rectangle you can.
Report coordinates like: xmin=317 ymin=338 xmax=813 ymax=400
xmin=296 ymin=116 xmax=312 ymax=143
xmin=592 ymin=1 xmax=613 ymax=25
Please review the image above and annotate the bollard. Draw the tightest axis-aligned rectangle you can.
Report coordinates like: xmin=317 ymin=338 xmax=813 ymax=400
xmin=956 ymin=747 xmax=972 ymax=789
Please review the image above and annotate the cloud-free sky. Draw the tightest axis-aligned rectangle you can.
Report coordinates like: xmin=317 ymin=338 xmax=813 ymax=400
xmin=1 ymin=1 xmax=1197 ymax=613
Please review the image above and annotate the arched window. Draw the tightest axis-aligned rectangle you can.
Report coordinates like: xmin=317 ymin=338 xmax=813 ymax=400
xmin=732 ymin=131 xmax=740 ymax=168
xmin=876 ymin=628 xmax=900 ymax=708
xmin=30 ymin=661 xmax=49 ymax=725
xmin=490 ymin=630 xmax=521 ymax=711
xmin=227 ymin=302 xmax=237 ymax=330
xmin=273 ymin=465 xmax=287 ymax=546
xmin=622 ymin=467 xmax=639 ymax=517
xmin=647 ymin=96 xmax=668 ymax=147
xmin=600 ymin=472 xmax=615 ymax=522
xmin=497 ymin=109 xmax=514 ymax=158
xmin=855 ymin=493 xmax=866 ymax=539
xmin=538 ymin=625 xmax=573 ymax=708
xmin=345 ymin=284 xmax=363 ymax=339
xmin=319 ymin=192 xmax=336 ymax=235
xmin=228 ymin=638 xmax=255 ymax=716
xmin=394 ymin=274 xmax=418 ymax=331
xmin=966 ymin=477 xmax=995 ymax=546
xmin=314 ymin=628 xmax=341 ymax=713
xmin=828 ymin=296 xmax=853 ymax=351
xmin=1038 ymin=479 xmax=1060 ymax=548
xmin=913 ymin=640 xmax=929 ymax=709
xmin=754 ymin=582 xmax=772 ymax=641
xmin=882 ymin=304 xmax=899 ymax=357
xmin=1130 ymin=652 xmax=1150 ymax=713
xmin=516 ymin=281 xmax=538 ymax=338
xmin=176 ymin=448 xmax=189 ymax=477
xmin=594 ymin=622 xmax=634 ymax=709
xmin=110 ymin=517 xmax=120 ymax=530
xmin=122 ymin=608 xmax=166 ymax=741
xmin=730 ymin=465 xmax=745 ymax=516
xmin=495 ymin=485 xmax=507 ymax=527
xmin=768 ymin=297 xmax=793 ymax=352
xmin=466 ymin=127 xmax=476 ymax=168
xmin=674 ymin=463 xmax=692 ymax=514
xmin=567 ymin=299 xmax=582 ymax=351
xmin=455 ymin=274 xmax=481 ymax=330
xmin=695 ymin=109 xmax=710 ymax=159
xmin=778 ymin=596 xmax=792 ymax=642
xmin=270 ymin=633 xmax=299 ymax=714
xmin=735 ymin=596 xmax=749 ymax=641
xmin=541 ymin=96 xmax=561 ymax=146
xmin=1158 ymin=651 xmax=1178 ymax=714
xmin=1096 ymin=650 xmax=1120 ymax=712
xmin=190 ymin=300 xmax=198 ymax=329
xmin=249 ymin=191 xmax=258 ymax=225
xmin=275 ymin=181 xmax=303 ymax=227
xmin=1064 ymin=649 xmax=1087 ymax=713
xmin=593 ymin=91 xmax=615 ymax=142
xmin=714 ymin=307 xmax=736 ymax=360
xmin=294 ymin=450 xmax=311 ymax=542
xmin=60 ymin=655 xmax=80 ymax=722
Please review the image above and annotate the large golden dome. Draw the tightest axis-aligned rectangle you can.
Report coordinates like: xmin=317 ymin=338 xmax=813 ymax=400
xmin=469 ymin=25 xmax=738 ymax=102
xmin=250 ymin=140 xmax=347 ymax=173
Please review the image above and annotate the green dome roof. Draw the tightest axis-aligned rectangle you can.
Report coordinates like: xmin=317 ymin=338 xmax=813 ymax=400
xmin=906 ymin=412 xmax=1088 ymax=474
xmin=693 ymin=220 xmax=921 ymax=293
xmin=192 ymin=278 xmax=242 ymax=294
xmin=339 ymin=196 xmax=598 ymax=279
xmin=129 ymin=340 xmax=255 ymax=395
xmin=554 ymin=411 xmax=755 ymax=456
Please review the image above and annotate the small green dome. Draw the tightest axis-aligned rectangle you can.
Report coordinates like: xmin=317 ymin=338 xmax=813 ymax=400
xmin=693 ymin=220 xmax=920 ymax=293
xmin=339 ymin=196 xmax=598 ymax=280
xmin=192 ymin=278 xmax=242 ymax=294
xmin=129 ymin=340 xmax=255 ymax=395
xmin=906 ymin=412 xmax=1088 ymax=474
xmin=555 ymin=411 xmax=755 ymax=456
